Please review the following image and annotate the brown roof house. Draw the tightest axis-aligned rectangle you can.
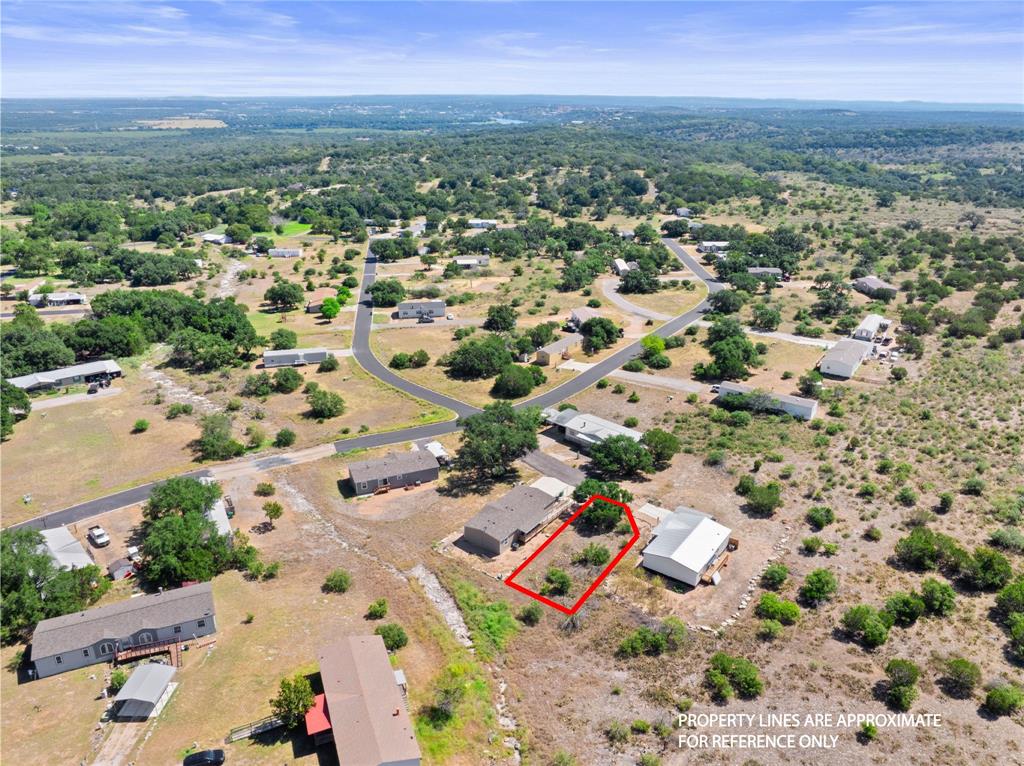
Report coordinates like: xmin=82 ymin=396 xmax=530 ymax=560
xmin=29 ymin=582 xmax=215 ymax=679
xmin=306 ymin=635 xmax=421 ymax=766
xmin=462 ymin=477 xmax=574 ymax=556
xmin=347 ymin=451 xmax=440 ymax=496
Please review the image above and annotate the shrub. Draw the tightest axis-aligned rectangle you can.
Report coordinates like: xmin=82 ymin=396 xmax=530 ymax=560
xmin=802 ymin=536 xmax=823 ymax=554
xmin=990 ymin=527 xmax=1024 ymax=554
xmin=920 ymin=577 xmax=956 ymax=616
xmin=760 ymin=564 xmax=788 ymax=590
xmin=273 ymin=428 xmax=296 ymax=447
xmin=573 ymin=543 xmax=611 ymax=566
xmin=896 ymin=487 xmax=918 ymax=507
xmin=109 ymin=668 xmax=129 ymax=693
xmin=943 ymin=658 xmax=981 ymax=698
xmin=323 ymin=568 xmax=352 ymax=593
xmin=964 ymin=547 xmax=1012 ymax=590
xmin=317 ymin=355 xmax=340 ymax=372
xmin=755 ymin=593 xmax=801 ymax=625
xmin=799 ymin=569 xmax=838 ymax=606
xmin=273 ymin=367 xmax=303 ymax=394
xmin=307 ymin=388 xmax=345 ymax=418
xmin=707 ymin=652 xmax=763 ymax=699
xmin=984 ymin=684 xmax=1023 ymax=716
xmin=541 ymin=567 xmax=571 ymax=596
xmin=859 ymin=722 xmax=878 ymax=742
xmin=366 ymin=598 xmax=388 ymax=620
xmin=995 ymin=576 xmax=1024 ymax=616
xmin=375 ymin=623 xmax=409 ymax=651
xmin=132 ymin=419 xmax=150 ymax=433
xmin=255 ymin=482 xmax=275 ymax=497
xmin=623 ymin=416 xmax=639 ymax=428
xmin=865 ymin=526 xmax=883 ymax=541
xmin=961 ymin=477 xmax=986 ymax=496
xmin=166 ymin=403 xmax=193 ymax=419
xmin=806 ymin=506 xmax=835 ymax=530
xmin=618 ymin=627 xmax=668 ymax=658
xmin=518 ymin=603 xmax=542 ymax=626
xmin=389 ymin=352 xmax=412 ymax=369
xmin=623 ymin=359 xmax=645 ymax=372
xmin=884 ymin=591 xmax=925 ymax=627
xmin=758 ymin=619 xmax=783 ymax=641
xmin=605 ymin=720 xmax=629 ymax=744
xmin=885 ymin=659 xmax=921 ymax=711
xmin=938 ymin=492 xmax=954 ymax=513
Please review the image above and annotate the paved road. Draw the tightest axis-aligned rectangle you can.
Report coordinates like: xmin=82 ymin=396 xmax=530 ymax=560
xmin=9 ymin=237 xmax=716 ymax=532
xmin=0 ymin=307 xmax=91 ymax=319
xmin=354 ymin=247 xmax=481 ymax=419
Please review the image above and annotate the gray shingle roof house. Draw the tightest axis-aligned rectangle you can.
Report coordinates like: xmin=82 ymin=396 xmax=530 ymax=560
xmin=6 ymin=360 xmax=122 ymax=391
xmin=716 ymin=381 xmax=818 ymax=421
xmin=315 ymin=636 xmax=421 ymax=765
xmin=568 ymin=306 xmax=600 ymax=328
xmin=263 ymin=348 xmax=329 ymax=367
xmin=747 ymin=267 xmax=783 ymax=277
xmin=348 ymin=450 xmax=440 ymax=495
xmin=819 ymin=339 xmax=870 ymax=379
xmin=462 ymin=478 xmax=573 ymax=556
xmin=30 ymin=582 xmax=216 ymax=679
xmin=853 ymin=275 xmax=898 ymax=296
xmin=114 ymin=663 xmax=177 ymax=720
xmin=468 ymin=218 xmax=499 ymax=229
xmin=397 ymin=300 xmax=446 ymax=319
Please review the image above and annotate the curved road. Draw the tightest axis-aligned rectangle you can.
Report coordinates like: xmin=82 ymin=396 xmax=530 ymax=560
xmin=11 ymin=238 xmax=719 ymax=531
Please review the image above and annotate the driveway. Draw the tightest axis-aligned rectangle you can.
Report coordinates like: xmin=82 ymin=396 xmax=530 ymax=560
xmin=520 ymin=449 xmax=586 ymax=486
xmin=30 ymin=387 xmax=124 ymax=411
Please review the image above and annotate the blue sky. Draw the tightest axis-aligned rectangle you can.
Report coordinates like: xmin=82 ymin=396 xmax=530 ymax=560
xmin=2 ymin=1 xmax=1022 ymax=103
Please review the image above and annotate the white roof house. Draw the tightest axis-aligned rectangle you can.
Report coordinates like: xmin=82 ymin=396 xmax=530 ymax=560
xmin=453 ymin=255 xmax=490 ymax=268
xmin=468 ymin=219 xmax=499 ymax=229
xmin=6 ymin=360 xmax=122 ymax=391
xmin=717 ymin=381 xmax=818 ymax=421
xmin=747 ymin=267 xmax=783 ymax=278
xmin=642 ymin=507 xmax=732 ymax=587
xmin=697 ymin=241 xmax=730 ymax=253
xmin=396 ymin=300 xmax=446 ymax=318
xmin=853 ymin=314 xmax=889 ymax=341
xmin=202 ymin=233 xmax=232 ymax=245
xmin=39 ymin=527 xmax=93 ymax=571
xmin=612 ymin=258 xmax=638 ymax=276
xmin=542 ymin=407 xmax=642 ymax=448
xmin=263 ymin=348 xmax=329 ymax=367
xmin=819 ymin=339 xmax=869 ymax=379
xmin=28 ymin=291 xmax=87 ymax=307
xmin=268 ymin=248 xmax=303 ymax=258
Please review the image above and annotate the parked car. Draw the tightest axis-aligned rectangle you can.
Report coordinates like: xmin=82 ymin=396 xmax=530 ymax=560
xmin=183 ymin=751 xmax=225 ymax=766
xmin=417 ymin=315 xmax=435 ymax=324
xmin=87 ymin=383 xmax=99 ymax=394
xmin=710 ymin=385 xmax=721 ymax=394
xmin=446 ymin=313 xmax=454 ymax=320
xmin=87 ymin=526 xmax=110 ymax=547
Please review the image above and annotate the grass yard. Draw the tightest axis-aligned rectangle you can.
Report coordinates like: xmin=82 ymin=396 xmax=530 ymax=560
xmin=613 ymin=281 xmax=707 ymax=318
xmin=0 ymin=365 xmax=200 ymax=525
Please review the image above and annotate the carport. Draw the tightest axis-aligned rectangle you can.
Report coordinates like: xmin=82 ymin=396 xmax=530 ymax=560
xmin=114 ymin=663 xmax=177 ymax=720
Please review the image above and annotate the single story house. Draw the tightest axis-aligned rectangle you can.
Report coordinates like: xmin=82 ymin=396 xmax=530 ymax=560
xmin=397 ymin=300 xmax=446 ymax=319
xmin=453 ymin=255 xmax=490 ymax=270
xmin=747 ymin=267 xmax=783 ymax=278
xmin=468 ymin=218 xmax=498 ymax=229
xmin=612 ymin=258 xmax=634 ymax=276
xmin=568 ymin=306 xmax=600 ymax=329
xmin=306 ymin=636 xmax=421 ymax=764
xmin=201 ymin=233 xmax=232 ymax=245
xmin=697 ymin=241 xmax=730 ymax=254
xmin=107 ymin=558 xmax=137 ymax=581
xmin=39 ymin=527 xmax=93 ymax=571
xmin=535 ymin=333 xmax=582 ymax=366
xmin=617 ymin=229 xmax=635 ymax=240
xmin=263 ymin=348 xmax=329 ymax=368
xmin=268 ymin=248 xmax=303 ymax=258
xmin=716 ymin=381 xmax=818 ymax=421
xmin=7 ymin=360 xmax=122 ymax=392
xmin=675 ymin=207 xmax=693 ymax=218
xmin=542 ymin=407 xmax=642 ymax=449
xmin=853 ymin=313 xmax=890 ymax=342
xmin=641 ymin=507 xmax=732 ymax=587
xmin=462 ymin=477 xmax=574 ymax=556
xmin=30 ymin=582 xmax=216 ymax=679
xmin=113 ymin=663 xmax=177 ymax=720
xmin=347 ymin=450 xmax=440 ymax=496
xmin=852 ymin=275 xmax=898 ymax=297
xmin=28 ymin=291 xmax=87 ymax=307
xmin=819 ymin=339 xmax=869 ymax=379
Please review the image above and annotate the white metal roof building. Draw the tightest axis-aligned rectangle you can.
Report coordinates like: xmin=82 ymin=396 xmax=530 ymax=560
xmin=114 ymin=663 xmax=177 ymax=720
xmin=697 ymin=241 xmax=730 ymax=253
xmin=39 ymin=527 xmax=93 ymax=571
xmin=468 ymin=218 xmax=499 ymax=228
xmin=853 ymin=313 xmax=889 ymax=342
xmin=641 ymin=508 xmax=732 ymax=587
xmin=819 ymin=339 xmax=869 ymax=379
xmin=717 ymin=381 xmax=818 ymax=421
xmin=542 ymin=407 xmax=642 ymax=448
xmin=6 ymin=360 xmax=122 ymax=391
xmin=262 ymin=348 xmax=329 ymax=367
xmin=268 ymin=248 xmax=303 ymax=257
xmin=396 ymin=300 xmax=446 ymax=318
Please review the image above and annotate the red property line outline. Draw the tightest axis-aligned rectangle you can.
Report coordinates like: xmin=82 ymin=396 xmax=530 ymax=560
xmin=504 ymin=494 xmax=640 ymax=615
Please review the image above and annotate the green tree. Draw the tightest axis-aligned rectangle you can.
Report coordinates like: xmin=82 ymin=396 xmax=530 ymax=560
xmin=264 ymin=282 xmax=305 ymax=311
xmin=985 ymin=684 xmax=1024 ymax=716
xmin=943 ymin=657 xmax=981 ymax=698
xmin=320 ymin=296 xmax=340 ymax=321
xmin=272 ymin=366 xmax=303 ymax=394
xmin=375 ymin=623 xmax=409 ymax=651
xmin=367 ymin=278 xmax=406 ymax=307
xmin=196 ymin=414 xmax=245 ymax=461
xmin=590 ymin=435 xmax=654 ymax=478
xmin=453 ymin=403 xmax=541 ymax=481
xmin=271 ymin=674 xmax=315 ymax=729
xmin=269 ymin=328 xmax=298 ymax=350
xmin=483 ymin=303 xmax=518 ymax=332
xmin=440 ymin=334 xmax=512 ymax=379
xmin=263 ymin=501 xmax=283 ymax=528
xmin=307 ymin=388 xmax=345 ymax=418
xmin=799 ymin=569 xmax=838 ymax=606
xmin=145 ymin=477 xmax=221 ymax=521
xmin=579 ymin=317 xmax=620 ymax=353
xmin=641 ymin=428 xmax=681 ymax=466
xmin=885 ymin=659 xmax=921 ymax=711
xmin=920 ymin=577 xmax=956 ymax=616
xmin=141 ymin=511 xmax=232 ymax=588
xmin=491 ymin=364 xmax=536 ymax=398
xmin=1 ymin=380 xmax=31 ymax=439
xmin=751 ymin=303 xmax=782 ymax=331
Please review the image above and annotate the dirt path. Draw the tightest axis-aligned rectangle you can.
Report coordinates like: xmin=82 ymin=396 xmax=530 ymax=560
xmin=31 ymin=387 xmax=123 ymax=410
xmin=215 ymin=258 xmax=246 ymax=298
xmin=140 ymin=361 xmax=221 ymax=415
xmin=91 ymin=720 xmax=146 ymax=766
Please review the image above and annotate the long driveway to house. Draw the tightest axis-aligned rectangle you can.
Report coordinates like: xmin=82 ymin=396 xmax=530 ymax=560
xmin=10 ymin=238 xmax=719 ymax=531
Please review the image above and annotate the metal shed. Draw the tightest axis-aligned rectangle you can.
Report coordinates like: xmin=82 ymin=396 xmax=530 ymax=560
xmin=114 ymin=663 xmax=177 ymax=720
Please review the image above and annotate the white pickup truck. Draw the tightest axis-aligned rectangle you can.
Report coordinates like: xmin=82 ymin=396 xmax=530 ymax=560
xmin=87 ymin=525 xmax=110 ymax=548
